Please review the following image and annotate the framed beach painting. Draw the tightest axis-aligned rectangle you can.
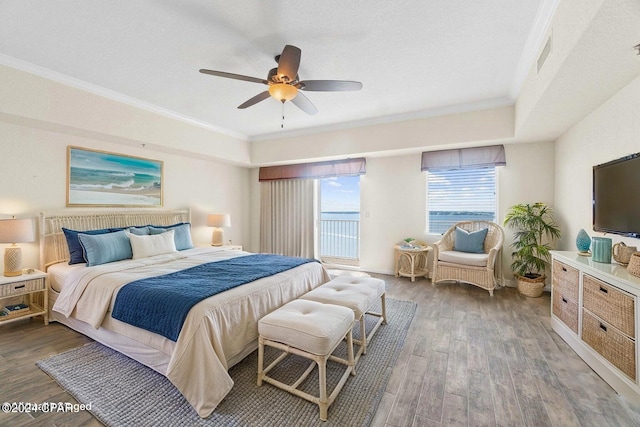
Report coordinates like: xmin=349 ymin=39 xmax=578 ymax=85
xmin=67 ymin=146 xmax=163 ymax=207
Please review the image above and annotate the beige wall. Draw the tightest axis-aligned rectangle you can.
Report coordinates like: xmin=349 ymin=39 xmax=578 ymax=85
xmin=0 ymin=65 xmax=251 ymax=166
xmin=554 ymin=74 xmax=640 ymax=253
xmin=0 ymin=65 xmax=253 ymax=272
xmin=359 ymin=142 xmax=555 ymax=276
xmin=248 ymin=141 xmax=555 ymax=278
xmin=0 ymin=122 xmax=251 ymax=271
xmin=251 ymin=105 xmax=514 ymax=166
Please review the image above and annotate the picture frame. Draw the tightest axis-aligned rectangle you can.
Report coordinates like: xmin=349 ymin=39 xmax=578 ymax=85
xmin=67 ymin=146 xmax=163 ymax=207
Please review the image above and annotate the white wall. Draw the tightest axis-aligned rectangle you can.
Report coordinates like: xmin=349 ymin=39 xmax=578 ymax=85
xmin=554 ymin=74 xmax=640 ymax=253
xmin=359 ymin=142 xmax=555 ymax=276
xmin=0 ymin=65 xmax=251 ymax=166
xmin=250 ymin=105 xmax=514 ymax=166
xmin=248 ymin=141 xmax=555 ymax=278
xmin=0 ymin=121 xmax=251 ymax=271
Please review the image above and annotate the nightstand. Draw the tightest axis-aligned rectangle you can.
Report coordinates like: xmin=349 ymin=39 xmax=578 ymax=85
xmin=0 ymin=270 xmax=48 ymax=326
xmin=219 ymin=245 xmax=243 ymax=251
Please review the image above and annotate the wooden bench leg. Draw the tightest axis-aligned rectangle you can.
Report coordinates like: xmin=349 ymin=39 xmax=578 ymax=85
xmin=257 ymin=336 xmax=264 ymax=386
xmin=318 ymin=356 xmax=328 ymax=421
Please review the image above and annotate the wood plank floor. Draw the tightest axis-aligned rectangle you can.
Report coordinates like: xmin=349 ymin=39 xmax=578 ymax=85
xmin=2 ymin=274 xmax=640 ymax=426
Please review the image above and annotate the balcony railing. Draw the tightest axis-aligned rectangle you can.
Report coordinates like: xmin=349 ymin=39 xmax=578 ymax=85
xmin=319 ymin=219 xmax=359 ymax=265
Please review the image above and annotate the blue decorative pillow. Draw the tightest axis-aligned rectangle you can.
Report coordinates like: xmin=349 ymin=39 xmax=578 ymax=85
xmin=453 ymin=227 xmax=488 ymax=254
xmin=78 ymin=230 xmax=133 ymax=267
xmin=149 ymin=223 xmax=193 ymax=251
xmin=109 ymin=226 xmax=149 ymax=235
xmin=127 ymin=226 xmax=150 ymax=235
xmin=62 ymin=227 xmax=112 ymax=264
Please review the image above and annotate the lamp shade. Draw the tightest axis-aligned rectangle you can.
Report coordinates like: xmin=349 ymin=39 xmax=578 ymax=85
xmin=207 ymin=214 xmax=231 ymax=228
xmin=268 ymin=83 xmax=298 ymax=102
xmin=0 ymin=218 xmax=35 ymax=244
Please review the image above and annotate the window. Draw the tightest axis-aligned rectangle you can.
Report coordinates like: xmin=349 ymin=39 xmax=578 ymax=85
xmin=318 ymin=176 xmax=360 ymax=263
xmin=426 ymin=167 xmax=497 ymax=234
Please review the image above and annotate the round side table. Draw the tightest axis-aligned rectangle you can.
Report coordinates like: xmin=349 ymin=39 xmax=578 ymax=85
xmin=393 ymin=245 xmax=432 ymax=282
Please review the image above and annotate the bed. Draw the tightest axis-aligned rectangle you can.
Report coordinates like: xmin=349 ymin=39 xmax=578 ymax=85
xmin=40 ymin=209 xmax=330 ymax=418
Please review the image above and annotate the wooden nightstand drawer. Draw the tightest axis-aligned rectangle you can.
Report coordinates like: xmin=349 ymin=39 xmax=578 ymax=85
xmin=582 ymin=309 xmax=636 ymax=381
xmin=0 ymin=278 xmax=45 ymax=297
xmin=552 ymin=288 xmax=578 ymax=334
xmin=583 ymin=274 xmax=635 ymax=338
xmin=552 ymin=260 xmax=579 ymax=301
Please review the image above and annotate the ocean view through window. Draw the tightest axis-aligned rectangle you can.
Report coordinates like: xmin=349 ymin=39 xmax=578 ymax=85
xmin=320 ymin=176 xmax=360 ymax=263
xmin=427 ymin=167 xmax=496 ymax=234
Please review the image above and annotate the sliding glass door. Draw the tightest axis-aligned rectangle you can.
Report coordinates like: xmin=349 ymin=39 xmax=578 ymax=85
xmin=318 ymin=176 xmax=361 ymax=266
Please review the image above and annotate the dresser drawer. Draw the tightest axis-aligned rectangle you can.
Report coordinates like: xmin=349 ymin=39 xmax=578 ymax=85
xmin=0 ymin=278 xmax=45 ymax=297
xmin=583 ymin=274 xmax=635 ymax=338
xmin=582 ymin=309 xmax=636 ymax=381
xmin=552 ymin=288 xmax=578 ymax=333
xmin=552 ymin=260 xmax=579 ymax=301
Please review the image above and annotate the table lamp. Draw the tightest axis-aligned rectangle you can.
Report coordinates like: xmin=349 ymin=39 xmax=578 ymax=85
xmin=207 ymin=214 xmax=231 ymax=246
xmin=0 ymin=217 xmax=35 ymax=277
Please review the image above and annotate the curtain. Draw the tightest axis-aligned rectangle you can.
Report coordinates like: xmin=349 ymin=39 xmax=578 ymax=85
xmin=259 ymin=157 xmax=366 ymax=181
xmin=260 ymin=179 xmax=314 ymax=258
xmin=421 ymin=145 xmax=506 ymax=171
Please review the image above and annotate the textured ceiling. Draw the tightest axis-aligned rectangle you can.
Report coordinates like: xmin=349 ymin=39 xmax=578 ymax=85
xmin=0 ymin=0 xmax=550 ymax=140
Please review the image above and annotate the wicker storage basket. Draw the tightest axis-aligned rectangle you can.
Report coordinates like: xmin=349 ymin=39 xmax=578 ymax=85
xmin=582 ymin=309 xmax=636 ymax=381
xmin=583 ymin=274 xmax=635 ymax=338
xmin=552 ymin=289 xmax=578 ymax=333
xmin=552 ymin=260 xmax=579 ymax=301
xmin=627 ymin=252 xmax=640 ymax=278
xmin=517 ymin=275 xmax=545 ymax=298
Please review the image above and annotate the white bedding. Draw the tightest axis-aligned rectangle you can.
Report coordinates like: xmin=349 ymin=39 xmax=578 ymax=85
xmin=51 ymin=246 xmax=329 ymax=417
xmin=47 ymin=262 xmax=83 ymax=292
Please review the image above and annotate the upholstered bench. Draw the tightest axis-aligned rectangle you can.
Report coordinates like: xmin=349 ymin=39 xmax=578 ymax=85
xmin=257 ymin=299 xmax=355 ymax=421
xmin=301 ymin=276 xmax=386 ymax=362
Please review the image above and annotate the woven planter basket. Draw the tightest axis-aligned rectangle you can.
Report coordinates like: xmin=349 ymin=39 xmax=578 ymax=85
xmin=627 ymin=253 xmax=640 ymax=278
xmin=516 ymin=274 xmax=546 ymax=298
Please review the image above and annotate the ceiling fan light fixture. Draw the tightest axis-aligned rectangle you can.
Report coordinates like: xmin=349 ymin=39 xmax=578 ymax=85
xmin=269 ymin=83 xmax=298 ymax=102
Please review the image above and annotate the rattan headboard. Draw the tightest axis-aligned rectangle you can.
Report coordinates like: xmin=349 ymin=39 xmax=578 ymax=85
xmin=40 ymin=209 xmax=191 ymax=271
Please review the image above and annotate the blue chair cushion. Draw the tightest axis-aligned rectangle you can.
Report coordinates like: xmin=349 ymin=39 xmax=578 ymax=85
xmin=453 ymin=227 xmax=488 ymax=254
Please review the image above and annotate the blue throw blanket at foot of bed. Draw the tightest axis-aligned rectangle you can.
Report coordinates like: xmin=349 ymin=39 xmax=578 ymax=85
xmin=111 ymin=254 xmax=317 ymax=341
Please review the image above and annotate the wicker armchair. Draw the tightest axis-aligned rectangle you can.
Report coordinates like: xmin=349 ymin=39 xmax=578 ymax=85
xmin=432 ymin=221 xmax=504 ymax=296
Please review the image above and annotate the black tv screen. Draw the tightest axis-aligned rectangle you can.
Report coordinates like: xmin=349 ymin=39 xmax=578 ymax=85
xmin=593 ymin=152 xmax=640 ymax=238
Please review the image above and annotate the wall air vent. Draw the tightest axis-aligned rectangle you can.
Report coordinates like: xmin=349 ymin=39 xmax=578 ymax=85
xmin=537 ymin=35 xmax=552 ymax=73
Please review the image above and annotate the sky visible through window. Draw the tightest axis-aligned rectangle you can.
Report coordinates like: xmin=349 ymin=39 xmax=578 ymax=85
xmin=320 ymin=176 xmax=360 ymax=213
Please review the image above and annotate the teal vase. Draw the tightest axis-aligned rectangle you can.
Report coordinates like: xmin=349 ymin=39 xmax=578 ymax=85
xmin=576 ymin=229 xmax=591 ymax=253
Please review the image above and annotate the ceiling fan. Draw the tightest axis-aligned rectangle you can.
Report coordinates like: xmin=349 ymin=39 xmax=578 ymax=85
xmin=199 ymin=45 xmax=362 ymax=115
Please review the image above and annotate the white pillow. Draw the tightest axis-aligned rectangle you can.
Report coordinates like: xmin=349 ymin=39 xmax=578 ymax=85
xmin=127 ymin=229 xmax=177 ymax=259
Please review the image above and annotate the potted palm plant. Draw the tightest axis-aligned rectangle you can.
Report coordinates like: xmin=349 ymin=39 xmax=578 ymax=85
xmin=503 ymin=202 xmax=561 ymax=297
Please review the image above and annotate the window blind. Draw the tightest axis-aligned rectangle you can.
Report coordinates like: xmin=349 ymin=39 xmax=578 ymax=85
xmin=426 ymin=167 xmax=497 ymax=234
xmin=259 ymin=158 xmax=366 ymax=182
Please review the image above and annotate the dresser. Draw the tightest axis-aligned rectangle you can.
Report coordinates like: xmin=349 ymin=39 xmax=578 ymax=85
xmin=551 ymin=251 xmax=640 ymax=404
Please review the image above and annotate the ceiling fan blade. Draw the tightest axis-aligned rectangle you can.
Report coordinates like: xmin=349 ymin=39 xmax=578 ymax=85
xmin=199 ymin=69 xmax=268 ymax=85
xmin=237 ymin=91 xmax=271 ymax=109
xmin=299 ymin=80 xmax=363 ymax=91
xmin=277 ymin=45 xmax=301 ymax=82
xmin=291 ymin=92 xmax=318 ymax=115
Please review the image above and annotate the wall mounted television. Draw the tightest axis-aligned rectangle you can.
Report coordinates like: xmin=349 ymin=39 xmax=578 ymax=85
xmin=593 ymin=152 xmax=640 ymax=238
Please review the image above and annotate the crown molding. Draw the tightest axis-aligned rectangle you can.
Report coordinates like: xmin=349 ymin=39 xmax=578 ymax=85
xmin=0 ymin=54 xmax=248 ymax=141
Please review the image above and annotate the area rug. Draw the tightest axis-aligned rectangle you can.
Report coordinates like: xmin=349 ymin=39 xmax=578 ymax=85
xmin=37 ymin=298 xmax=416 ymax=427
